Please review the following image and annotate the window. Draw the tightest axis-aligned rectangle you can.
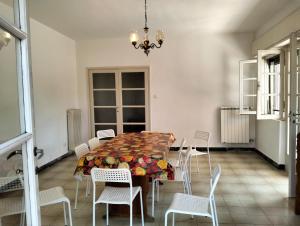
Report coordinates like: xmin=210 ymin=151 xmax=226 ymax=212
xmin=239 ymin=49 xmax=286 ymax=120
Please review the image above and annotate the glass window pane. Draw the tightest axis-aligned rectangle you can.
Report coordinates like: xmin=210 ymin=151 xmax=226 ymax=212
xmin=122 ymin=90 xmax=145 ymax=105
xmin=95 ymin=125 xmax=117 ymax=136
xmin=0 ymin=1 xmax=15 ymax=25
xmin=123 ymin=125 xmax=145 ymax=133
xmin=93 ymin=73 xmax=115 ymax=89
xmin=123 ymin=108 xmax=145 ymax=123
xmin=94 ymin=108 xmax=116 ymax=123
xmin=0 ymin=145 xmax=25 ymax=225
xmin=94 ymin=91 xmax=116 ymax=106
xmin=0 ymin=28 xmax=22 ymax=143
xmin=122 ymin=72 xmax=145 ymax=88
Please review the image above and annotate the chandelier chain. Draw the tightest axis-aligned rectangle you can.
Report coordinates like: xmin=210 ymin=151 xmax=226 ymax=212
xmin=144 ymin=0 xmax=147 ymax=28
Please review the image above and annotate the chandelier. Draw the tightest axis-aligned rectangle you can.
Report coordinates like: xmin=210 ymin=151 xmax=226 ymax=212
xmin=129 ymin=0 xmax=164 ymax=56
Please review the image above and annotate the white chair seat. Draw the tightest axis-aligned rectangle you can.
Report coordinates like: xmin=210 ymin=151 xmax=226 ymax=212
xmin=39 ymin=186 xmax=69 ymax=206
xmin=0 ymin=186 xmax=72 ymax=226
xmin=168 ymin=193 xmax=211 ymax=217
xmin=168 ymin=159 xmax=179 ymax=168
xmin=190 ymin=148 xmax=208 ymax=156
xmin=0 ymin=197 xmax=24 ymax=218
xmin=96 ymin=186 xmax=141 ymax=205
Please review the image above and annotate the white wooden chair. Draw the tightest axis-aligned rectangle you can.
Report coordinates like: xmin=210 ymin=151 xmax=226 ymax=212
xmin=88 ymin=137 xmax=100 ymax=151
xmin=167 ymin=138 xmax=187 ymax=168
xmin=0 ymin=186 xmax=73 ymax=226
xmin=74 ymin=143 xmax=90 ymax=209
xmin=164 ymin=165 xmax=221 ymax=226
xmin=91 ymin=168 xmax=144 ymax=226
xmin=151 ymin=146 xmax=192 ymax=217
xmin=96 ymin=129 xmax=115 ymax=140
xmin=189 ymin=131 xmax=212 ymax=177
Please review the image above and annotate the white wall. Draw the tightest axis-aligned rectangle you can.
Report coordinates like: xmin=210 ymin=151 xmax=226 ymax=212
xmin=30 ymin=19 xmax=78 ymax=166
xmin=252 ymin=7 xmax=300 ymax=53
xmin=256 ymin=120 xmax=286 ymax=164
xmin=76 ymin=33 xmax=254 ymax=147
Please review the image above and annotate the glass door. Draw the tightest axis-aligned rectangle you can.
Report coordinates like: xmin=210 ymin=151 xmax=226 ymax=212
xmin=89 ymin=67 xmax=150 ymax=136
xmin=0 ymin=0 xmax=40 ymax=225
xmin=89 ymin=70 xmax=118 ymax=136
xmin=121 ymin=69 xmax=148 ymax=132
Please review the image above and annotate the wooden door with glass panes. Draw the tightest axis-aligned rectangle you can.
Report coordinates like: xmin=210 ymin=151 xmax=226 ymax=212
xmin=89 ymin=68 xmax=149 ymax=137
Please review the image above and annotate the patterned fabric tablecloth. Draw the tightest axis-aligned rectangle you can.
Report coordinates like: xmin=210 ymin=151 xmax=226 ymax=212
xmin=74 ymin=132 xmax=175 ymax=180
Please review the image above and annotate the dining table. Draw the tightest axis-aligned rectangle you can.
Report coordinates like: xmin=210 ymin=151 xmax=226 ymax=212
xmin=73 ymin=131 xmax=175 ymax=221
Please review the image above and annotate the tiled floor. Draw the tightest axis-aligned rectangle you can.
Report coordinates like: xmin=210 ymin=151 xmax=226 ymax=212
xmin=3 ymin=150 xmax=300 ymax=226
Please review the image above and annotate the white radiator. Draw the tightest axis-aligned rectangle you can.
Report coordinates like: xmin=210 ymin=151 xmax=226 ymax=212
xmin=67 ymin=109 xmax=82 ymax=151
xmin=221 ymin=107 xmax=249 ymax=143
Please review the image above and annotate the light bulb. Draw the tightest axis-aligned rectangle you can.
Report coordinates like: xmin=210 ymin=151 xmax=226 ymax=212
xmin=129 ymin=31 xmax=139 ymax=43
xmin=156 ymin=30 xmax=164 ymax=42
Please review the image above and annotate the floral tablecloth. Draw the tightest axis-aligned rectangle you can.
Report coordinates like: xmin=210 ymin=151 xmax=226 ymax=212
xmin=74 ymin=132 xmax=175 ymax=180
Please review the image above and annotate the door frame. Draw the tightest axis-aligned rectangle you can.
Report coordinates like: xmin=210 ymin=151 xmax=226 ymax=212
xmin=0 ymin=0 xmax=40 ymax=225
xmin=87 ymin=66 xmax=150 ymax=138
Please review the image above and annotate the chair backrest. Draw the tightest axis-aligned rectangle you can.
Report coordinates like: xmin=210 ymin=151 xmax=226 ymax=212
xmin=209 ymin=164 xmax=221 ymax=199
xmin=74 ymin=143 xmax=89 ymax=159
xmin=88 ymin=137 xmax=100 ymax=151
xmin=177 ymin=138 xmax=186 ymax=162
xmin=0 ymin=175 xmax=24 ymax=193
xmin=194 ymin=130 xmax=210 ymax=147
xmin=91 ymin=168 xmax=132 ymax=184
xmin=181 ymin=146 xmax=192 ymax=194
xmin=97 ymin=129 xmax=115 ymax=140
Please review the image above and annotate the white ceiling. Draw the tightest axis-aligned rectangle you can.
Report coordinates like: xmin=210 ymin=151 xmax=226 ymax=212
xmin=2 ymin=0 xmax=300 ymax=40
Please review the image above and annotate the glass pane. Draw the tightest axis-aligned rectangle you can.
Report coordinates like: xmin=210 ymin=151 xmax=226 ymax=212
xmin=0 ymin=28 xmax=22 ymax=143
xmin=94 ymin=91 xmax=116 ymax=106
xmin=94 ymin=108 xmax=116 ymax=123
xmin=95 ymin=125 xmax=117 ymax=136
xmin=122 ymin=90 xmax=145 ymax=105
xmin=243 ymin=63 xmax=257 ymax=79
xmin=123 ymin=108 xmax=145 ymax=123
xmin=0 ymin=146 xmax=25 ymax=225
xmin=243 ymin=96 xmax=256 ymax=111
xmin=122 ymin=72 xmax=145 ymax=88
xmin=0 ymin=1 xmax=15 ymax=25
xmin=123 ymin=124 xmax=145 ymax=133
xmin=93 ymin=73 xmax=115 ymax=89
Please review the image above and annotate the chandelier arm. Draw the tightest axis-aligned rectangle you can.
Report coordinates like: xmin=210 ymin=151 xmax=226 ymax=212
xmin=150 ymin=43 xmax=162 ymax=49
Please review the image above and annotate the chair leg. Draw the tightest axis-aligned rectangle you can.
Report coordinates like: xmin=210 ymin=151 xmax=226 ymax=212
xmin=189 ymin=157 xmax=192 ymax=180
xmin=85 ymin=178 xmax=89 ymax=197
xmin=196 ymin=155 xmax=200 ymax=172
xmin=74 ymin=180 xmax=79 ymax=209
xmin=156 ymin=180 xmax=160 ymax=201
xmin=140 ymin=190 xmax=144 ymax=226
xmin=164 ymin=211 xmax=169 ymax=226
xmin=92 ymin=203 xmax=96 ymax=226
xmin=213 ymin=198 xmax=218 ymax=226
xmin=67 ymin=200 xmax=73 ymax=226
xmin=172 ymin=213 xmax=175 ymax=226
xmin=63 ymin=202 xmax=67 ymax=225
xmin=129 ymin=203 xmax=133 ymax=226
xmin=106 ymin=203 xmax=109 ymax=226
xmin=152 ymin=180 xmax=156 ymax=217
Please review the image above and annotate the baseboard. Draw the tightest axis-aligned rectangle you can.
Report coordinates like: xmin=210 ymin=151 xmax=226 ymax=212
xmin=169 ymin=147 xmax=255 ymax=152
xmin=170 ymin=146 xmax=285 ymax=170
xmin=36 ymin=151 xmax=75 ymax=173
xmin=253 ymin=149 xmax=285 ymax=170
